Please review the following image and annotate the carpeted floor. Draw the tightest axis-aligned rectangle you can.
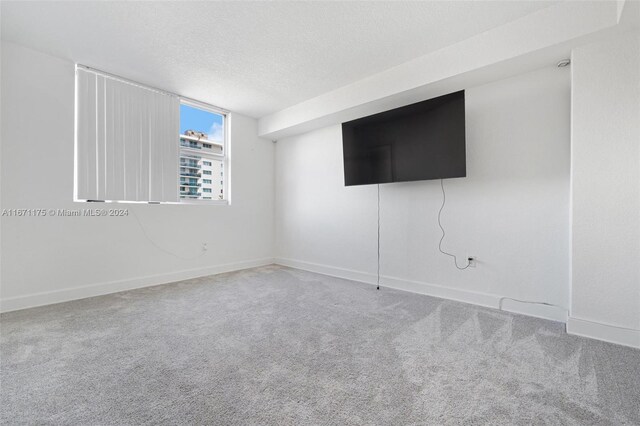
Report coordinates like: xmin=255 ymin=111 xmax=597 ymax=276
xmin=1 ymin=265 xmax=639 ymax=425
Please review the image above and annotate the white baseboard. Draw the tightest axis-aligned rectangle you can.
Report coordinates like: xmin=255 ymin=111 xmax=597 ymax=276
xmin=275 ymin=257 xmax=568 ymax=323
xmin=567 ymin=317 xmax=640 ymax=349
xmin=0 ymin=257 xmax=275 ymax=313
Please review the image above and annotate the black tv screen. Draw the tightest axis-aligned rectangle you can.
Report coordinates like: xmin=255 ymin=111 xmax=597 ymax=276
xmin=342 ymin=90 xmax=466 ymax=186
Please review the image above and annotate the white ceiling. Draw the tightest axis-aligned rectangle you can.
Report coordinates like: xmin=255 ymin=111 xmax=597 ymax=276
xmin=1 ymin=1 xmax=558 ymax=118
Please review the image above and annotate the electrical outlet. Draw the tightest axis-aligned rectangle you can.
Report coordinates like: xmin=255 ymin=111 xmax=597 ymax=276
xmin=202 ymin=243 xmax=208 ymax=251
xmin=468 ymin=256 xmax=477 ymax=268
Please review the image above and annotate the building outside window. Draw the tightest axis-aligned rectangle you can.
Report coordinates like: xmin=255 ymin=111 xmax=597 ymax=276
xmin=179 ymin=102 xmax=227 ymax=201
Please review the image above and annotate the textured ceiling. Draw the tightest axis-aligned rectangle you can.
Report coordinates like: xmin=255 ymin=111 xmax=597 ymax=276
xmin=1 ymin=1 xmax=558 ymax=118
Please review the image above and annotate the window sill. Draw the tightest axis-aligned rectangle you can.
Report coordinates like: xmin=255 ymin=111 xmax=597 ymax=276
xmin=74 ymin=199 xmax=230 ymax=206
xmin=178 ymin=199 xmax=229 ymax=206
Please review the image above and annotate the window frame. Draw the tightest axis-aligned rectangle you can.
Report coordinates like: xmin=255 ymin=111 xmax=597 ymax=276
xmin=177 ymin=98 xmax=230 ymax=206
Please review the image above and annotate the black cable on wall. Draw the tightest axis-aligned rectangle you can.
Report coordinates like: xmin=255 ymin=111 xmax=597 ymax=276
xmin=377 ymin=183 xmax=381 ymax=290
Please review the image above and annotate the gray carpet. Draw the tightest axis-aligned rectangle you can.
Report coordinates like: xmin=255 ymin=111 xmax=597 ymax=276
xmin=1 ymin=265 xmax=639 ymax=425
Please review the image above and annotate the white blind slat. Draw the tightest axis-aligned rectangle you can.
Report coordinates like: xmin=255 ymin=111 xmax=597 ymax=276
xmin=105 ymin=77 xmax=117 ymax=200
xmin=161 ymin=98 xmax=179 ymax=202
xmin=96 ymin=75 xmax=107 ymax=201
xmin=75 ymin=70 xmax=97 ymax=200
xmin=111 ymin=77 xmax=125 ymax=201
xmin=138 ymin=89 xmax=150 ymax=202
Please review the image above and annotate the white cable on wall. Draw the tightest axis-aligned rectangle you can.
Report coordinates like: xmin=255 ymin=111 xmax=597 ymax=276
xmin=498 ymin=297 xmax=564 ymax=312
xmin=130 ymin=207 xmax=206 ymax=261
xmin=437 ymin=179 xmax=471 ymax=270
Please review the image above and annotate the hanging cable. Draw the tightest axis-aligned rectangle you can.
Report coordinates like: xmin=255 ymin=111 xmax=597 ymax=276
xmin=437 ymin=179 xmax=471 ymax=270
xmin=377 ymin=183 xmax=381 ymax=290
xmin=130 ymin=207 xmax=206 ymax=261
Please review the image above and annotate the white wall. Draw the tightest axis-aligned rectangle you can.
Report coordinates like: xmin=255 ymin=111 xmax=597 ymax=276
xmin=275 ymin=66 xmax=571 ymax=321
xmin=0 ymin=41 xmax=275 ymax=311
xmin=569 ymin=31 xmax=640 ymax=348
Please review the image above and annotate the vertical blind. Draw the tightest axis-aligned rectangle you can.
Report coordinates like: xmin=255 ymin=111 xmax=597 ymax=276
xmin=75 ymin=66 xmax=179 ymax=202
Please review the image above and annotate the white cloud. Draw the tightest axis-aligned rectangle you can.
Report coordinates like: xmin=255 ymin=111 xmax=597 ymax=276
xmin=208 ymin=122 xmax=224 ymax=142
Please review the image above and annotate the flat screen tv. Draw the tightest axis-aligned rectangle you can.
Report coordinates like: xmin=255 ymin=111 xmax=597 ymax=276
xmin=342 ymin=90 xmax=466 ymax=186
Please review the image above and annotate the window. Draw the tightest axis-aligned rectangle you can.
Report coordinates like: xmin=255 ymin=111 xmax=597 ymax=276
xmin=179 ymin=102 xmax=227 ymax=203
xmin=75 ymin=65 xmax=229 ymax=204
